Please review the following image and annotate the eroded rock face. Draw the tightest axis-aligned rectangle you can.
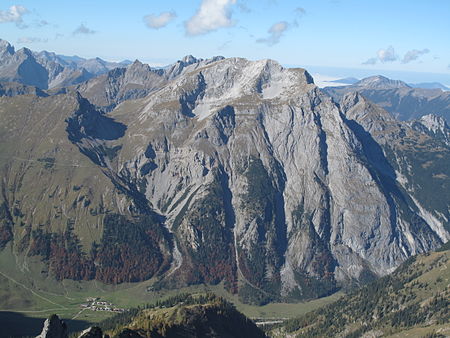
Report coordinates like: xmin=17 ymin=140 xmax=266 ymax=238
xmin=36 ymin=315 xmax=68 ymax=338
xmin=104 ymin=57 xmax=449 ymax=300
xmin=1 ymin=56 xmax=449 ymax=303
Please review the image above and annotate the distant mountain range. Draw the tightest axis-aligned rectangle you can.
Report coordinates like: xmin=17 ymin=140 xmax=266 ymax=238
xmin=329 ymin=76 xmax=449 ymax=90
xmin=0 ymin=39 xmax=129 ymax=89
xmin=324 ymin=75 xmax=450 ymax=122
xmin=409 ymin=82 xmax=449 ymax=90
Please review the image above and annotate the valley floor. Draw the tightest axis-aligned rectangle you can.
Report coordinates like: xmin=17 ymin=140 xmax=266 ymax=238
xmin=0 ymin=247 xmax=342 ymax=336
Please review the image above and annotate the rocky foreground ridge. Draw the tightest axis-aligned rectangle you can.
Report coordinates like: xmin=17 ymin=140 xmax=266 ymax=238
xmin=34 ymin=294 xmax=266 ymax=338
xmin=0 ymin=54 xmax=449 ymax=304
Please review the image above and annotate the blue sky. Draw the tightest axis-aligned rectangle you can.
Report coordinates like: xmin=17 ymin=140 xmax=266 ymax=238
xmin=1 ymin=0 xmax=449 ymax=83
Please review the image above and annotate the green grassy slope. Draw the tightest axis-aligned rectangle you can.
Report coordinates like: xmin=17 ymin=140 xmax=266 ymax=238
xmin=272 ymin=248 xmax=450 ymax=337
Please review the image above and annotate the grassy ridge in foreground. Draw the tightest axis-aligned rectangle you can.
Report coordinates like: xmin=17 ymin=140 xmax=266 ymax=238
xmin=272 ymin=248 xmax=450 ymax=337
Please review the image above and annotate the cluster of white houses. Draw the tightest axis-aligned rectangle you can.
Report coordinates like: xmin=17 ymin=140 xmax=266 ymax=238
xmin=80 ymin=297 xmax=126 ymax=313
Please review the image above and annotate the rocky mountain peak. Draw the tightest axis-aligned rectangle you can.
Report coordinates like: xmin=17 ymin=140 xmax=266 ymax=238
xmin=340 ymin=91 xmax=362 ymax=107
xmin=0 ymin=38 xmax=15 ymax=55
xmin=16 ymin=47 xmax=34 ymax=58
xmin=355 ymin=75 xmax=410 ymax=89
xmin=181 ymin=54 xmax=198 ymax=64
xmin=128 ymin=59 xmax=150 ymax=72
xmin=131 ymin=59 xmax=143 ymax=66
xmin=153 ymin=57 xmax=316 ymax=122
xmin=341 ymin=91 xmax=386 ymax=114
xmin=36 ymin=314 xmax=68 ymax=338
xmin=341 ymin=91 xmax=395 ymax=133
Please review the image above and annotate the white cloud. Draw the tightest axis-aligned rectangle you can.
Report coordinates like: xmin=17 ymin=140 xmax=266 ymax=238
xmin=73 ymin=24 xmax=96 ymax=35
xmin=185 ymin=0 xmax=237 ymax=36
xmin=363 ymin=45 xmax=397 ymax=65
xmin=402 ymin=48 xmax=429 ymax=63
xmin=377 ymin=46 xmax=397 ymax=63
xmin=17 ymin=37 xmax=48 ymax=44
xmin=256 ymin=21 xmax=289 ymax=46
xmin=364 ymin=46 xmax=431 ymax=65
xmin=0 ymin=5 xmax=28 ymax=28
xmin=144 ymin=11 xmax=176 ymax=29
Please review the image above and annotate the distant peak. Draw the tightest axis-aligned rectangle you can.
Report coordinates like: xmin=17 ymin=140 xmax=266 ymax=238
xmin=342 ymin=91 xmax=365 ymax=107
xmin=0 ymin=38 xmax=15 ymax=54
xmin=409 ymin=82 xmax=449 ymax=90
xmin=16 ymin=47 xmax=33 ymax=57
xmin=0 ymin=38 xmax=12 ymax=48
xmin=128 ymin=59 xmax=151 ymax=72
xmin=181 ymin=55 xmax=198 ymax=64
xmin=210 ymin=55 xmax=225 ymax=62
xmin=355 ymin=75 xmax=410 ymax=89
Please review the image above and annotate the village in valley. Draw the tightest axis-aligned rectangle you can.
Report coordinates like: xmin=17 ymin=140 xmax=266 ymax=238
xmin=80 ymin=297 xmax=126 ymax=313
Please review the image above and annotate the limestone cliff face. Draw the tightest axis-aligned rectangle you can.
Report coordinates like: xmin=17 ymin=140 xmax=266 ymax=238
xmin=105 ymin=58 xmax=448 ymax=300
xmin=1 ymin=57 xmax=448 ymax=303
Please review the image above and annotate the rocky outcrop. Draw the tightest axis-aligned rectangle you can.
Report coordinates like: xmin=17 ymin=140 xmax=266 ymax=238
xmin=36 ymin=314 xmax=68 ymax=338
xmin=78 ymin=326 xmax=104 ymax=338
xmin=412 ymin=114 xmax=450 ymax=145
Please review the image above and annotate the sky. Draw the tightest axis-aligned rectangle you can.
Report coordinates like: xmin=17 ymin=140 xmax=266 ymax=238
xmin=1 ymin=0 xmax=450 ymax=84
